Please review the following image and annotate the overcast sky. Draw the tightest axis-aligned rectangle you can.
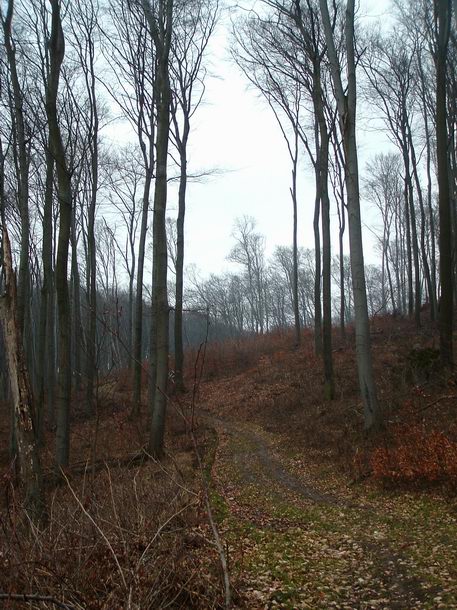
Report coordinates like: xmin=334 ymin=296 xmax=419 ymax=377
xmin=106 ymin=0 xmax=394 ymax=280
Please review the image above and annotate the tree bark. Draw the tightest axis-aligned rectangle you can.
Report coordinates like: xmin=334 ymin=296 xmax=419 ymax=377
xmin=314 ymin=72 xmax=334 ymax=399
xmin=2 ymin=0 xmax=30 ymax=342
xmin=37 ymin=148 xmax=55 ymax=436
xmin=45 ymin=0 xmax=72 ymax=467
xmin=436 ymin=0 xmax=453 ymax=366
xmin=319 ymin=0 xmax=381 ymax=430
xmin=0 ymin=227 xmax=45 ymax=524
xmin=174 ymin=118 xmax=189 ymax=391
xmin=143 ymin=0 xmax=173 ymax=458
xmin=291 ymin=128 xmax=301 ymax=347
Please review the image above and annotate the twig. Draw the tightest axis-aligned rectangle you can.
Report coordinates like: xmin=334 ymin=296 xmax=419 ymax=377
xmin=135 ymin=497 xmax=197 ymax=569
xmin=59 ymin=468 xmax=128 ymax=591
xmin=0 ymin=592 xmax=77 ymax=610
xmin=156 ymin=393 xmax=231 ymax=607
xmin=418 ymin=394 xmax=457 ymax=413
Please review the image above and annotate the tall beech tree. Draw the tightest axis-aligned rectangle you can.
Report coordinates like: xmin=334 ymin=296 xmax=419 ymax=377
xmin=319 ymin=0 xmax=381 ymax=430
xmin=435 ymin=0 xmax=453 ymax=366
xmin=69 ymin=0 xmax=101 ymax=414
xmin=141 ymin=0 xmax=173 ymax=458
xmin=170 ymin=0 xmax=218 ymax=391
xmin=106 ymin=0 xmax=157 ymax=416
xmin=45 ymin=0 xmax=73 ymax=466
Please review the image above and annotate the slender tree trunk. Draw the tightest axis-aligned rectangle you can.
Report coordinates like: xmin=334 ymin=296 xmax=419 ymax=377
xmin=37 ymin=149 xmax=55 ymax=437
xmin=315 ymin=84 xmax=334 ymax=399
xmin=145 ymin=0 xmax=173 ymax=458
xmin=85 ymin=60 xmax=99 ymax=417
xmin=132 ymin=171 xmax=153 ymax=416
xmin=407 ymin=122 xmax=434 ymax=319
xmin=174 ymin=120 xmax=189 ymax=391
xmin=418 ymin=54 xmax=438 ymax=315
xmin=2 ymin=0 xmax=30 ymax=343
xmin=319 ymin=0 xmax=381 ymax=430
xmin=290 ymin=128 xmax=301 ymax=347
xmin=313 ymin=165 xmax=322 ymax=355
xmin=402 ymin=139 xmax=421 ymax=327
xmin=45 ymin=0 xmax=72 ymax=467
xmin=71 ymin=216 xmax=83 ymax=392
xmin=436 ymin=0 xmax=453 ymax=366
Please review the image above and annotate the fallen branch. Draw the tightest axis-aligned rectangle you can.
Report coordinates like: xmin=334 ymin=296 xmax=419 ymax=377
xmin=418 ymin=395 xmax=457 ymax=413
xmin=0 ymin=592 xmax=76 ymax=610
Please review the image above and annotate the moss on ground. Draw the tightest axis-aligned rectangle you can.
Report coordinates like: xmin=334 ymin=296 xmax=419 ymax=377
xmin=206 ymin=420 xmax=457 ymax=609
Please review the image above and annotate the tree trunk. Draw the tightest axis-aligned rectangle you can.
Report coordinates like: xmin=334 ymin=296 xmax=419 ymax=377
xmin=314 ymin=76 xmax=334 ymax=400
xmin=436 ymin=0 xmax=453 ymax=366
xmin=291 ymin=128 xmax=301 ymax=347
xmin=71 ymin=214 xmax=83 ymax=392
xmin=319 ymin=0 xmax=381 ymax=430
xmin=144 ymin=0 xmax=173 ymax=458
xmin=174 ymin=119 xmax=190 ymax=391
xmin=0 ymin=227 xmax=45 ymax=524
xmin=85 ymin=48 xmax=99 ymax=417
xmin=313 ymin=166 xmax=322 ymax=355
xmin=45 ymin=0 xmax=72 ymax=467
xmin=37 ymin=148 xmax=55 ymax=437
xmin=407 ymin=121 xmax=435 ymax=319
xmin=132 ymin=171 xmax=153 ymax=416
xmin=2 ymin=0 xmax=30 ymax=343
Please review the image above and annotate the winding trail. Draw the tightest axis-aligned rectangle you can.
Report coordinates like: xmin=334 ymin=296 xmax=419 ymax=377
xmin=201 ymin=411 xmax=457 ymax=610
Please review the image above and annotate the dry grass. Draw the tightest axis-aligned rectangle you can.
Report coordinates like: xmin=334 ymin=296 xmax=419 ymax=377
xmin=0 ymin=377 xmax=225 ymax=609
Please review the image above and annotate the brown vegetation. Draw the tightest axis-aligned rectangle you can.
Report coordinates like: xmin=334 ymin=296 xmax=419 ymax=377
xmin=0 ymin=314 xmax=456 ymax=607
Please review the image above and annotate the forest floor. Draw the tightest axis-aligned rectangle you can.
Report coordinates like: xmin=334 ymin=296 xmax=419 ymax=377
xmin=1 ymin=315 xmax=457 ymax=609
xmin=186 ymin=314 xmax=457 ymax=608
xmin=199 ymin=398 xmax=457 ymax=609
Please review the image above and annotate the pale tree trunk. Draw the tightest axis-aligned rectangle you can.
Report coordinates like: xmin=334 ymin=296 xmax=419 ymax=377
xmin=132 ymin=170 xmax=153 ymax=416
xmin=37 ymin=149 xmax=55 ymax=436
xmin=319 ymin=0 xmax=381 ymax=430
xmin=401 ymin=138 xmax=421 ymax=327
xmin=174 ymin=118 xmax=189 ymax=391
xmin=45 ymin=0 xmax=72 ymax=467
xmin=313 ymin=164 xmax=322 ymax=355
xmin=407 ymin=122 xmax=435 ymax=319
xmin=332 ymin=129 xmax=347 ymax=342
xmin=0 ymin=227 xmax=45 ymax=524
xmin=71 ymin=213 xmax=83 ymax=392
xmin=436 ymin=0 xmax=453 ymax=366
xmin=314 ymin=75 xmax=334 ymax=400
xmin=418 ymin=54 xmax=438 ymax=310
xmin=290 ymin=127 xmax=301 ymax=347
xmin=82 ymin=5 xmax=100 ymax=417
xmin=2 ymin=0 xmax=31 ymax=346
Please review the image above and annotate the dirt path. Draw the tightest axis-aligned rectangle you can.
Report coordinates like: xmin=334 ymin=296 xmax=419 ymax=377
xmin=202 ymin=412 xmax=457 ymax=610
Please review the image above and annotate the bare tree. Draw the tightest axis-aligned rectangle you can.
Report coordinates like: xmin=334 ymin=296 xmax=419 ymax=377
xmin=319 ymin=0 xmax=381 ymax=430
xmin=435 ymin=0 xmax=453 ymax=365
xmin=104 ymin=0 xmax=157 ymax=416
xmin=45 ymin=0 xmax=73 ymax=466
xmin=170 ymin=0 xmax=218 ymax=391
xmin=141 ymin=0 xmax=174 ymax=458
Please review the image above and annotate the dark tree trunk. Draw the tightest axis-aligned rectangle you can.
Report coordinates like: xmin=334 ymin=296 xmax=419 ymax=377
xmin=436 ymin=0 xmax=453 ymax=366
xmin=144 ymin=0 xmax=173 ymax=458
xmin=45 ymin=0 xmax=72 ymax=467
